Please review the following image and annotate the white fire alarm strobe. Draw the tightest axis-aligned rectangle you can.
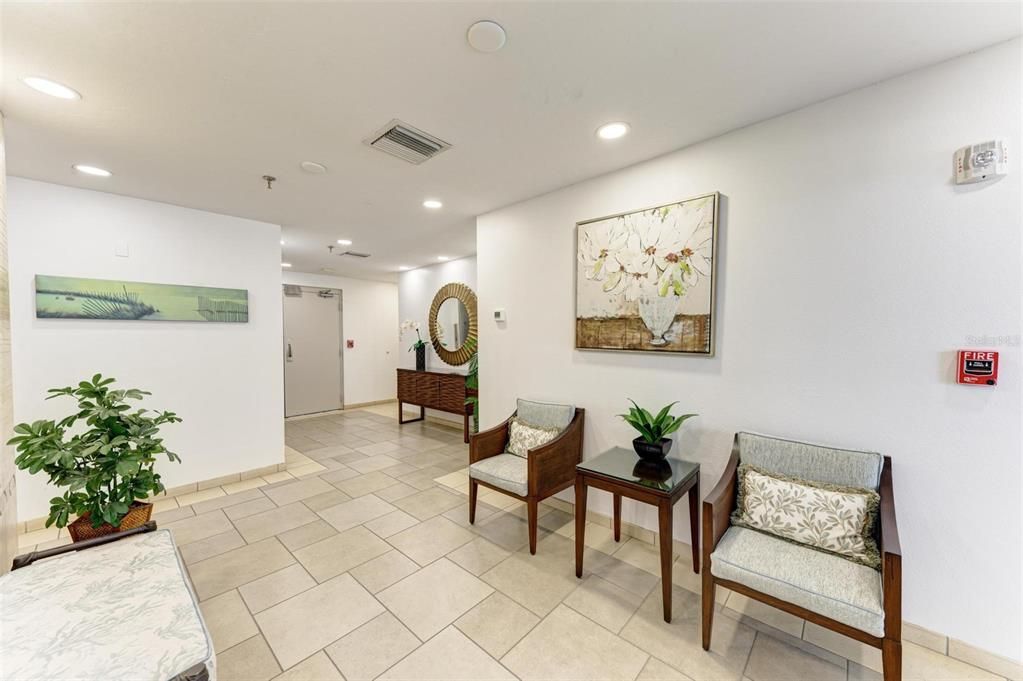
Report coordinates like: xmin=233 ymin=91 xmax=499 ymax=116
xmin=954 ymin=140 xmax=1008 ymax=185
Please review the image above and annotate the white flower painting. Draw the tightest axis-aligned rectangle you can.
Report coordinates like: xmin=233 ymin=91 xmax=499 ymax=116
xmin=576 ymin=193 xmax=718 ymax=355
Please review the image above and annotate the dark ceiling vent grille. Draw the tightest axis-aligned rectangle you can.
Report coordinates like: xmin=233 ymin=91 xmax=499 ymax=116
xmin=338 ymin=250 xmax=371 ymax=259
xmin=283 ymin=285 xmax=303 ymax=297
xmin=364 ymin=119 xmax=451 ymax=165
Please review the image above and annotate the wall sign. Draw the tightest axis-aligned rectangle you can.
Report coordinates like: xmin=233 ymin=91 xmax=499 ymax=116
xmin=957 ymin=350 xmax=998 ymax=386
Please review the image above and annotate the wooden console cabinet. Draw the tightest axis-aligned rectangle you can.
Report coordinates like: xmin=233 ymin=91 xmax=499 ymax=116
xmin=396 ymin=369 xmax=473 ymax=443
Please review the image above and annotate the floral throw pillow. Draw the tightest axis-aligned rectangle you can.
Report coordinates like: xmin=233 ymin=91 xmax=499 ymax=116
xmin=507 ymin=417 xmax=561 ymax=457
xmin=731 ymin=463 xmax=881 ymax=569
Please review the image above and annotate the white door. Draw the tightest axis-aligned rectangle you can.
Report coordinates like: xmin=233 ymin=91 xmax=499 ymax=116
xmin=283 ymin=286 xmax=343 ymax=417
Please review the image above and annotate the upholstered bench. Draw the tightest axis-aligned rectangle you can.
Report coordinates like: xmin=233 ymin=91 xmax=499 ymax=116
xmin=1 ymin=524 xmax=215 ymax=681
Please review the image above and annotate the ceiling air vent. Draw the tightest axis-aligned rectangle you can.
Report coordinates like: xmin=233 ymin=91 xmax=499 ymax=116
xmin=364 ymin=119 xmax=451 ymax=165
xmin=283 ymin=285 xmax=303 ymax=297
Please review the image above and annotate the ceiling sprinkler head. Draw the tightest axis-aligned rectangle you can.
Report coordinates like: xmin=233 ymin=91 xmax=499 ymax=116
xmin=262 ymin=175 xmax=276 ymax=190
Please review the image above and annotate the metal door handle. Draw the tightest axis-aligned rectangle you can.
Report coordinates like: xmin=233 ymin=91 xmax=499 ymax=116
xmin=286 ymin=342 xmax=294 ymax=362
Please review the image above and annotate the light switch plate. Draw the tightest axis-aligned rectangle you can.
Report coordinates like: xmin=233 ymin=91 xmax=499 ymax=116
xmin=114 ymin=240 xmax=130 ymax=258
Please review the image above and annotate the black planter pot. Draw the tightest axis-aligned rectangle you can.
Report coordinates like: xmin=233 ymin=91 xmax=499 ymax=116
xmin=632 ymin=459 xmax=673 ymax=483
xmin=415 ymin=345 xmax=426 ymax=371
xmin=632 ymin=436 xmax=673 ymax=461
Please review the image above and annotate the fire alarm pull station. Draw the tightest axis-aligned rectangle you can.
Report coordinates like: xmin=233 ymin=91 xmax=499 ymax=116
xmin=346 ymin=339 xmax=355 ymax=349
xmin=957 ymin=350 xmax=998 ymax=386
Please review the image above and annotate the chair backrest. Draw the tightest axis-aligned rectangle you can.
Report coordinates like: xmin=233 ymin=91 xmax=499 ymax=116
xmin=737 ymin=431 xmax=882 ymax=491
xmin=517 ymin=399 xmax=575 ymax=431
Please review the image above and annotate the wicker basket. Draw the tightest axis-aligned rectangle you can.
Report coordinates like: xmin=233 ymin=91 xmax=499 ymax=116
xmin=67 ymin=501 xmax=154 ymax=542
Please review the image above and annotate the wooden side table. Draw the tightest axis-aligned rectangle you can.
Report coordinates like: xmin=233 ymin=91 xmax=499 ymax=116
xmin=575 ymin=448 xmax=700 ymax=623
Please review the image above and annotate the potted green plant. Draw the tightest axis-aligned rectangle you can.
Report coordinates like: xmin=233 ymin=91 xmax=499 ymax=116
xmin=401 ymin=319 xmax=427 ymax=371
xmin=619 ymin=399 xmax=697 ymax=460
xmin=9 ymin=374 xmax=182 ymax=542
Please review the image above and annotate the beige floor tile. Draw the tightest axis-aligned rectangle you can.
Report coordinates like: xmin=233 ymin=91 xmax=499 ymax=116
xmin=217 ymin=634 xmax=281 ymax=681
xmin=264 ymin=477 xmax=336 ymax=506
xmin=17 ymin=526 xmax=59 ymax=549
xmin=190 ymin=487 xmax=266 ymax=515
xmin=151 ymin=497 xmax=179 ymax=515
xmin=387 ymin=515 xmax=475 ymax=566
xmin=332 ymin=472 xmax=400 ymax=498
xmin=446 ymin=537 xmax=511 ymax=576
xmin=949 ymin=639 xmax=1021 ymax=681
xmin=454 ymin=591 xmax=539 ymax=658
xmin=176 ymin=487 xmax=227 ymax=508
xmin=277 ymin=519 xmax=338 ymax=551
xmin=620 ymin=583 xmax=755 ymax=681
xmin=637 ymin=657 xmax=696 ymax=681
xmin=189 ymin=537 xmax=295 ymax=600
xmin=481 ymin=549 xmax=578 ymax=617
xmin=378 ymin=462 xmax=419 ymax=478
xmin=536 ymin=508 xmax=574 ymax=533
xmin=375 ymin=482 xmax=420 ymax=502
xmin=671 ymin=558 xmax=727 ymax=604
xmin=392 ymin=486 xmax=465 ymax=521
xmin=256 ymin=573 xmax=384 ymax=669
xmin=262 ymin=471 xmax=295 ymax=485
xmin=293 ymin=525 xmax=392 ymax=582
xmin=350 ymin=550 xmax=421 ymax=593
xmin=614 ymin=537 xmax=677 ymax=576
xmin=271 ymin=651 xmax=343 ymax=681
xmin=325 ymin=612 xmax=420 ymax=681
xmin=557 ymin=520 xmax=623 ymax=555
xmin=803 ymin=623 xmax=882 ymax=672
xmin=239 ymin=563 xmax=317 ymax=614
xmin=378 ymin=626 xmax=516 ymax=681
xmin=348 ymin=454 xmax=402 ymax=473
xmin=317 ymin=494 xmax=395 ymax=532
xmin=879 ymin=641 xmax=1004 ymax=681
xmin=397 ymin=466 xmax=449 ymax=490
xmin=233 ymin=502 xmax=319 ymax=542
xmin=364 ymin=509 xmax=420 ymax=538
xmin=378 ymin=558 xmax=494 ymax=640
xmin=503 ymin=604 xmax=648 ymax=681
xmin=221 ymin=477 xmax=268 ymax=495
xmin=563 ymin=574 xmax=641 ymax=634
xmin=723 ymin=591 xmax=803 ymax=638
xmin=164 ymin=509 xmax=234 ymax=546
xmin=288 ymin=462 xmax=328 ymax=478
xmin=178 ymin=529 xmax=246 ymax=565
xmin=746 ymin=631 xmax=846 ymax=681
xmin=200 ymin=590 xmax=259 ymax=652
xmin=472 ymin=511 xmax=535 ymax=552
xmin=318 ymin=465 xmax=361 ymax=485
xmin=479 ymin=489 xmax=521 ymax=510
xmin=224 ymin=497 xmax=277 ymax=521
xmin=152 ymin=504 xmax=196 ymax=524
xmin=300 ymin=489 xmax=352 ymax=512
xmin=587 ymin=552 xmax=661 ymax=599
xmin=356 ymin=441 xmax=402 ymax=456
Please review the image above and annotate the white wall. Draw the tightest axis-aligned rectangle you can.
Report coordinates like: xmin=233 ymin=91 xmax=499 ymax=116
xmin=0 ymin=114 xmax=17 ymax=572
xmin=477 ymin=40 xmax=1021 ymax=661
xmin=8 ymin=178 xmax=285 ymax=520
xmin=282 ymin=271 xmax=398 ymax=406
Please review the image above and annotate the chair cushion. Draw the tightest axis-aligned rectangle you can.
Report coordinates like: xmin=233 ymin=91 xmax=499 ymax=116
xmin=517 ymin=399 xmax=575 ymax=431
xmin=470 ymin=453 xmax=528 ymax=497
xmin=711 ymin=526 xmax=884 ymax=636
xmin=737 ymin=432 xmax=883 ymax=491
xmin=0 ymin=529 xmax=215 ymax=681
xmin=506 ymin=417 xmax=561 ymax=458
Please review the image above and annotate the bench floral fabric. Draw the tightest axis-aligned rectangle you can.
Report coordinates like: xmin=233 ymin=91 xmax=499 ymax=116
xmin=0 ymin=529 xmax=215 ymax=681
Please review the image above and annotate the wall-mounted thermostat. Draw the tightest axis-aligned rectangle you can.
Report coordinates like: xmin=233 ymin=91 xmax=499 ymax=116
xmin=954 ymin=140 xmax=1008 ymax=185
xmin=494 ymin=308 xmax=506 ymax=322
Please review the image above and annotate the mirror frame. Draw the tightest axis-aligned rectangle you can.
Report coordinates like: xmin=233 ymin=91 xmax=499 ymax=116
xmin=428 ymin=282 xmax=478 ymax=366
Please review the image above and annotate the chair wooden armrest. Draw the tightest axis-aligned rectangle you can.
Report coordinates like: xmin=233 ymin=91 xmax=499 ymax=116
xmin=879 ymin=455 xmax=902 ymax=642
xmin=11 ymin=520 xmax=158 ymax=571
xmin=528 ymin=408 xmax=585 ymax=497
xmin=701 ymin=437 xmax=740 ymax=569
xmin=470 ymin=417 xmax=511 ymax=464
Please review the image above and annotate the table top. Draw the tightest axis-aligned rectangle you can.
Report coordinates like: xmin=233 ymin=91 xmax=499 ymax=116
xmin=576 ymin=447 xmax=700 ymax=493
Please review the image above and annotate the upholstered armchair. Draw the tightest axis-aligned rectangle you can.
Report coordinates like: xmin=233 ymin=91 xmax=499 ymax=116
xmin=702 ymin=432 xmax=902 ymax=680
xmin=469 ymin=399 xmax=584 ymax=554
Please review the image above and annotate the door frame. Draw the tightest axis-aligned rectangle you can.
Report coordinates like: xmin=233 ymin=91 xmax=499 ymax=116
xmin=282 ymin=285 xmax=345 ymax=418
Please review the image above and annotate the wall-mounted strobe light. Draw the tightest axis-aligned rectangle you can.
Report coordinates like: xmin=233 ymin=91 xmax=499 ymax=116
xmin=596 ymin=122 xmax=630 ymax=140
xmin=22 ymin=76 xmax=81 ymax=100
xmin=467 ymin=21 xmax=507 ymax=53
xmin=72 ymin=164 xmax=111 ymax=177
xmin=954 ymin=140 xmax=1008 ymax=184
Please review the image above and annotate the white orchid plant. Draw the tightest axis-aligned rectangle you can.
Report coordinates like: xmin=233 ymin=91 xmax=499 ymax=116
xmin=400 ymin=319 xmax=426 ymax=353
xmin=579 ymin=200 xmax=713 ymax=302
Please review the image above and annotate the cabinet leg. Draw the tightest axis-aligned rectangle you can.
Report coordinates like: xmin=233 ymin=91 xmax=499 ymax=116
xmin=613 ymin=493 xmax=622 ymax=542
xmin=658 ymin=501 xmax=673 ymax=623
xmin=689 ymin=477 xmax=700 ymax=573
xmin=575 ymin=478 xmax=586 ymax=578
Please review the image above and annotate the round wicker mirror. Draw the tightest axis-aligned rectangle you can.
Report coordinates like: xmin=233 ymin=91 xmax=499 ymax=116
xmin=428 ymin=282 xmax=478 ymax=366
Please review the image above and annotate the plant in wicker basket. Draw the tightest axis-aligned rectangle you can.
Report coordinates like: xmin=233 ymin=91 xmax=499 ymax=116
xmin=8 ymin=374 xmax=182 ymax=541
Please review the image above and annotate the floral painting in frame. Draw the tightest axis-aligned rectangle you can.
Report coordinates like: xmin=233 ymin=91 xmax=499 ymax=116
xmin=575 ymin=192 xmax=718 ymax=355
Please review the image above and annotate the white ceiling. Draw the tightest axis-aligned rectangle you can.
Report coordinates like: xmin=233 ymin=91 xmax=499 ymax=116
xmin=2 ymin=2 xmax=1019 ymax=282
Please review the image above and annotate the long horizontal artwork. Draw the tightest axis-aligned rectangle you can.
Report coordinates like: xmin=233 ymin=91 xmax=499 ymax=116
xmin=35 ymin=275 xmax=249 ymax=322
xmin=576 ymin=192 xmax=718 ymax=355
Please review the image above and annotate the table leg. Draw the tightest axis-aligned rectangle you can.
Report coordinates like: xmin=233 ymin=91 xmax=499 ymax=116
xmin=613 ymin=493 xmax=622 ymax=542
xmin=575 ymin=477 xmax=587 ymax=578
xmin=689 ymin=476 xmax=700 ymax=574
xmin=463 ymin=412 xmax=470 ymax=444
xmin=658 ymin=500 xmax=673 ymax=623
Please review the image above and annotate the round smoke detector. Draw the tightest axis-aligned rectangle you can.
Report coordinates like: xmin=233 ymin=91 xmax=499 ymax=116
xmin=467 ymin=20 xmax=506 ymax=53
xmin=300 ymin=161 xmax=328 ymax=174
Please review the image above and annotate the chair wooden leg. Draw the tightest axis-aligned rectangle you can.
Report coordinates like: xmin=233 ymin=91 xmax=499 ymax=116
xmin=701 ymin=572 xmax=715 ymax=650
xmin=527 ymin=497 xmax=538 ymax=555
xmin=882 ymin=638 xmax=902 ymax=681
xmin=469 ymin=479 xmax=478 ymax=525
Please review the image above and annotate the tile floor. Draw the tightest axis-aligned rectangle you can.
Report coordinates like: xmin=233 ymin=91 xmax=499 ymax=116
xmin=19 ymin=404 xmax=1009 ymax=681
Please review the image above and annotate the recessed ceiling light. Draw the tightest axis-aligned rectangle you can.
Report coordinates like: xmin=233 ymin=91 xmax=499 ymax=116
xmin=22 ymin=76 xmax=81 ymax=100
xmin=72 ymin=164 xmax=112 ymax=177
xmin=399 ymin=266 xmax=412 ymax=271
xmin=280 ymin=238 xmax=285 ymax=245
xmin=467 ymin=20 xmax=507 ymax=53
xmin=337 ymin=239 xmax=353 ymax=246
xmin=437 ymin=256 xmax=450 ymax=261
xmin=423 ymin=199 xmax=443 ymax=209
xmin=300 ymin=161 xmax=328 ymax=174
xmin=596 ymin=122 xmax=630 ymax=140
xmin=281 ymin=262 xmax=292 ymax=268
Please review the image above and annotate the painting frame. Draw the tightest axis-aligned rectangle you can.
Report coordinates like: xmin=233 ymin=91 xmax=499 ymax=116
xmin=574 ymin=191 xmax=719 ymax=356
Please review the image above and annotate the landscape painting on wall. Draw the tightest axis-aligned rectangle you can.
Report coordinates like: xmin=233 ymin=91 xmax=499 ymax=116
xmin=35 ymin=275 xmax=249 ymax=322
xmin=576 ymin=192 xmax=718 ymax=355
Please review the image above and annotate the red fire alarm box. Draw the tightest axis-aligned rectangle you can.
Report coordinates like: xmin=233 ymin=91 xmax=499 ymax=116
xmin=346 ymin=339 xmax=355 ymax=349
xmin=957 ymin=350 xmax=998 ymax=386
